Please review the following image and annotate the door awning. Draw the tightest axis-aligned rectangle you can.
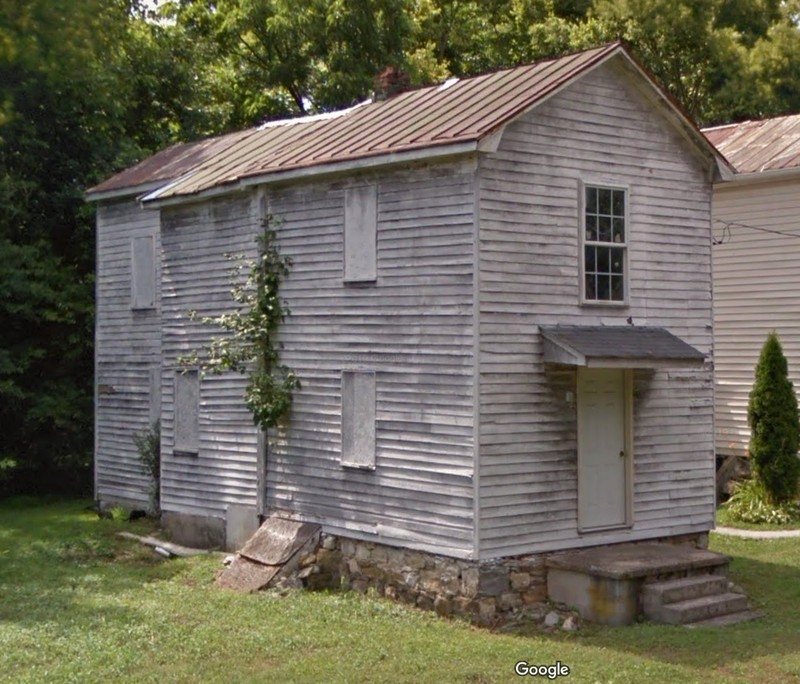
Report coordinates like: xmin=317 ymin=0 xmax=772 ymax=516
xmin=540 ymin=325 xmax=706 ymax=368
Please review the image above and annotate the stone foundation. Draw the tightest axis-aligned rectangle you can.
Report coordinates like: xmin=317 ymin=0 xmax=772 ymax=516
xmin=282 ymin=531 xmax=709 ymax=625
xmin=289 ymin=536 xmax=547 ymax=625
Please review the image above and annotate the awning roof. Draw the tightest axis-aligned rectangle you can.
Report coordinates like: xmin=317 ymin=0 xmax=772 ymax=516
xmin=540 ymin=325 xmax=705 ymax=368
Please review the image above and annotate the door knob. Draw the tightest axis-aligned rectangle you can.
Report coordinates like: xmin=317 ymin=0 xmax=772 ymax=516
xmin=619 ymin=450 xmax=625 ymax=458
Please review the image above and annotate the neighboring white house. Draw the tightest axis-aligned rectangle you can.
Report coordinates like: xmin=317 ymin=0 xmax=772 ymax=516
xmin=88 ymin=42 xmax=729 ymax=565
xmin=704 ymin=114 xmax=800 ymax=459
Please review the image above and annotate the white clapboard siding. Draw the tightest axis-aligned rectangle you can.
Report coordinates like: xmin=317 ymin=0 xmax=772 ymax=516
xmin=95 ymin=200 xmax=161 ymax=507
xmin=159 ymin=196 xmax=262 ymax=519
xmin=712 ymin=178 xmax=800 ymax=456
xmin=476 ymin=61 xmax=715 ymax=558
xmin=265 ymin=163 xmax=477 ymax=558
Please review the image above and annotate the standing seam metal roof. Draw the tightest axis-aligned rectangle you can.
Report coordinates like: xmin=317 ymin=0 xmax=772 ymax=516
xmin=88 ymin=41 xmax=725 ymax=202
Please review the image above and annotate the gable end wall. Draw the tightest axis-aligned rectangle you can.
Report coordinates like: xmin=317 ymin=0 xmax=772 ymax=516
xmin=477 ymin=61 xmax=715 ymax=558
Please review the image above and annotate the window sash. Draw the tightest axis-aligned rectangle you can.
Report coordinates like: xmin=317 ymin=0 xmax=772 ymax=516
xmin=583 ymin=185 xmax=627 ymax=303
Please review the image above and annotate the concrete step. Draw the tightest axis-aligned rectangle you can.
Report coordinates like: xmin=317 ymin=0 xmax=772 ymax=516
xmin=642 ymin=574 xmax=728 ymax=607
xmin=647 ymin=592 xmax=750 ymax=625
xmin=686 ymin=610 xmax=763 ymax=628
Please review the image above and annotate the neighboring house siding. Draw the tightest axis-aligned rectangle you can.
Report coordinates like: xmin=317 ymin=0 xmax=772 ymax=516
xmin=95 ymin=200 xmax=161 ymax=507
xmin=159 ymin=196 xmax=261 ymax=519
xmin=477 ymin=62 xmax=715 ymax=558
xmin=712 ymin=178 xmax=800 ymax=457
xmin=266 ymin=163 xmax=477 ymax=558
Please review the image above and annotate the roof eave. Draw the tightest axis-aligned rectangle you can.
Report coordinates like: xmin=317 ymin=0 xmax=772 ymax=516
xmin=85 ymin=180 xmax=167 ymax=203
xmin=715 ymin=164 xmax=800 ymax=188
xmin=142 ymin=139 xmax=481 ymax=208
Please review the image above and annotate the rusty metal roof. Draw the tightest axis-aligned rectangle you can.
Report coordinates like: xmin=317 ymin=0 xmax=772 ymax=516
xmin=86 ymin=129 xmax=253 ymax=198
xmin=703 ymin=114 xmax=800 ymax=174
xmin=89 ymin=41 xmax=725 ymax=203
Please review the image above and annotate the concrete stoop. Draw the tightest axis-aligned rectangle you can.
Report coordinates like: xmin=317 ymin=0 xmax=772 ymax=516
xmin=546 ymin=542 xmax=762 ymax=627
xmin=642 ymin=575 xmax=761 ymax=627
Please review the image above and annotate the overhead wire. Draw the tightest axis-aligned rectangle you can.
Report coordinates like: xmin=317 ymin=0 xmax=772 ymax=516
xmin=712 ymin=218 xmax=800 ymax=245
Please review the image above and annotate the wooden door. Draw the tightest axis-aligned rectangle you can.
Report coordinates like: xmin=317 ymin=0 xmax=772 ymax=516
xmin=577 ymin=368 xmax=630 ymax=530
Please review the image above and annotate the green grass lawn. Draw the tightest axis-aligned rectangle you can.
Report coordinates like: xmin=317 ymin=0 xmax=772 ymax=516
xmin=2 ymin=499 xmax=800 ymax=684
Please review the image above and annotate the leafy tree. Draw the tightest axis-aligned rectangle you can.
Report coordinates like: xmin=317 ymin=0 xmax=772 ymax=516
xmin=748 ymin=332 xmax=800 ymax=504
xmin=0 ymin=0 xmax=132 ymax=493
xmin=749 ymin=2 xmax=800 ymax=118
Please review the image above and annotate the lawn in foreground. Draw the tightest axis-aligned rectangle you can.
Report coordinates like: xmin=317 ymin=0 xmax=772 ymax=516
xmin=1 ymin=499 xmax=799 ymax=684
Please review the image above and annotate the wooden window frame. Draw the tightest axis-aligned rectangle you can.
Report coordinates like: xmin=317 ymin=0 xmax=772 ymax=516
xmin=580 ymin=183 xmax=629 ymax=306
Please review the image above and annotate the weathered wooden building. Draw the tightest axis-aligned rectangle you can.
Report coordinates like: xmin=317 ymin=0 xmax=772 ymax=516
xmin=704 ymin=114 xmax=800 ymax=460
xmin=88 ymin=43 xmax=730 ymax=565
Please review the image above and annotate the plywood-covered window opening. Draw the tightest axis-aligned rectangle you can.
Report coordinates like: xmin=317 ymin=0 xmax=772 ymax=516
xmin=582 ymin=185 xmax=627 ymax=303
xmin=131 ymin=235 xmax=156 ymax=309
xmin=174 ymin=370 xmax=199 ymax=456
xmin=341 ymin=370 xmax=376 ymax=469
xmin=343 ymin=185 xmax=377 ymax=283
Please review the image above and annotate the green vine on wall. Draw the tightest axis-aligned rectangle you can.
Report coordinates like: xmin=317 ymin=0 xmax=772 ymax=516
xmin=180 ymin=217 xmax=300 ymax=431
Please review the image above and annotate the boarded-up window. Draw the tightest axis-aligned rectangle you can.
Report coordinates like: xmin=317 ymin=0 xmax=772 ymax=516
xmin=341 ymin=370 xmax=376 ymax=469
xmin=131 ymin=235 xmax=156 ymax=309
xmin=174 ymin=370 xmax=199 ymax=455
xmin=344 ymin=185 xmax=377 ymax=282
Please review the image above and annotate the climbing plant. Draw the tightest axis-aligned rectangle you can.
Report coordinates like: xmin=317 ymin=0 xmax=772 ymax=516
xmin=181 ymin=217 xmax=300 ymax=431
xmin=133 ymin=419 xmax=161 ymax=515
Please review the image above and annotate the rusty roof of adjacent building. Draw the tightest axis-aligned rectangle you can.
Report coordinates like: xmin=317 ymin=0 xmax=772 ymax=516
xmin=703 ymin=113 xmax=800 ymax=174
xmin=88 ymin=41 xmax=726 ymax=203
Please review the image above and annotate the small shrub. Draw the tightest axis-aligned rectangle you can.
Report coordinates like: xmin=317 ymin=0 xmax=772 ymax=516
xmin=133 ymin=419 xmax=160 ymax=515
xmin=724 ymin=478 xmax=800 ymax=525
xmin=109 ymin=505 xmax=129 ymax=522
xmin=748 ymin=331 xmax=800 ymax=504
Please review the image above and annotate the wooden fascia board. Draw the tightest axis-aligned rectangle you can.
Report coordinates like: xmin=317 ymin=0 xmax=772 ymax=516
xmin=85 ymin=180 xmax=165 ymax=204
xmin=714 ymin=165 xmax=800 ymax=189
xmin=542 ymin=335 xmax=587 ymax=366
xmin=584 ymin=358 xmax=705 ymax=369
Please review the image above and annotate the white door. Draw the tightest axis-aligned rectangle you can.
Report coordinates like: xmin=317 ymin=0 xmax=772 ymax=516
xmin=577 ymin=368 xmax=628 ymax=530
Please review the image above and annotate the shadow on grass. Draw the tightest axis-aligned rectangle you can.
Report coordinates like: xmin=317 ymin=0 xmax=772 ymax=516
xmin=0 ymin=497 xmax=184 ymax=629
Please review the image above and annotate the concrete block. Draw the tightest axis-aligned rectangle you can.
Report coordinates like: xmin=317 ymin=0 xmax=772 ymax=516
xmin=641 ymin=575 xmax=727 ymax=610
xmin=650 ymin=593 xmax=749 ymax=625
xmin=225 ymin=505 xmax=260 ymax=552
xmin=547 ymin=568 xmax=640 ymax=626
xmin=162 ymin=510 xmax=225 ymax=549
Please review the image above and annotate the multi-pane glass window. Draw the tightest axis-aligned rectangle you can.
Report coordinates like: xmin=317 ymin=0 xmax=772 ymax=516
xmin=584 ymin=186 xmax=626 ymax=302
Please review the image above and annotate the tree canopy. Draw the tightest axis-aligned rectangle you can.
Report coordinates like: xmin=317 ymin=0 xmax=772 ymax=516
xmin=2 ymin=0 xmax=800 ymax=494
